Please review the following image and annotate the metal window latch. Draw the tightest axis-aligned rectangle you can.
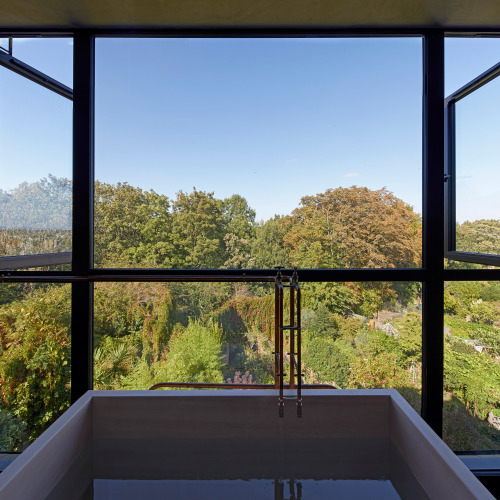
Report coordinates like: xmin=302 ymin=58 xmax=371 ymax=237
xmin=444 ymin=175 xmax=451 ymax=182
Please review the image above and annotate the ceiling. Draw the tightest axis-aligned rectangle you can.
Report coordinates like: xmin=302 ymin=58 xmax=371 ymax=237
xmin=1 ymin=0 xmax=500 ymax=30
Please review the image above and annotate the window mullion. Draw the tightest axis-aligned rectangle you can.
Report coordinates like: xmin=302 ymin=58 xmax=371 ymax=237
xmin=421 ymin=30 xmax=445 ymax=436
xmin=71 ymin=31 xmax=95 ymax=402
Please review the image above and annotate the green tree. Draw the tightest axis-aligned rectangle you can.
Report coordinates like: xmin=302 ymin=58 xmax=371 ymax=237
xmin=131 ymin=190 xmax=174 ymax=267
xmin=223 ymin=195 xmax=255 ymax=237
xmin=94 ymin=337 xmax=137 ymax=390
xmin=444 ymin=343 xmax=500 ymax=419
xmin=170 ymin=282 xmax=233 ymax=321
xmin=348 ymin=352 xmax=413 ymax=389
xmin=157 ymin=319 xmax=225 ymax=384
xmin=444 ymin=281 xmax=482 ymax=318
xmin=94 ymin=181 xmax=172 ymax=266
xmin=94 ymin=282 xmax=174 ymax=362
xmin=283 ymin=186 xmax=421 ymax=269
xmin=303 ymin=282 xmax=357 ymax=316
xmin=251 ymin=216 xmax=290 ymax=269
xmin=0 ymin=409 xmax=25 ymax=451
xmin=221 ymin=194 xmax=256 ymax=268
xmin=302 ymin=334 xmax=354 ymax=388
xmin=302 ymin=305 xmax=340 ymax=339
xmin=480 ymin=281 xmax=500 ymax=302
xmin=170 ymin=189 xmax=225 ymax=268
xmin=0 ymin=285 xmax=71 ymax=441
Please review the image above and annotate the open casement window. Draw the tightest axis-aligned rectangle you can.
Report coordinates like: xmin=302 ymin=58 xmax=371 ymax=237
xmin=0 ymin=36 xmax=73 ymax=270
xmin=445 ymin=61 xmax=500 ymax=267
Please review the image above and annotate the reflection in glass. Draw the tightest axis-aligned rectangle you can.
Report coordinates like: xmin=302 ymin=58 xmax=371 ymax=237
xmin=93 ymin=478 xmax=410 ymax=500
xmin=455 ymin=76 xmax=500 ymax=256
xmin=0 ymin=65 xmax=72 ymax=260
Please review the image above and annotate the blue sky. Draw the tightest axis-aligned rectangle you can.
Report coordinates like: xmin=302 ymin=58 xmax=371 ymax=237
xmin=95 ymin=37 xmax=422 ymax=221
xmin=0 ymin=36 xmax=499 ymax=223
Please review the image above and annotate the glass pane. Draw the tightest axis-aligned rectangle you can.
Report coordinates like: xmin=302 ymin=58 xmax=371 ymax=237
xmin=0 ymin=63 xmax=72 ymax=266
xmin=95 ymin=37 xmax=422 ymax=269
xmin=445 ymin=37 xmax=500 ymax=96
xmin=454 ymin=77 xmax=500 ymax=255
xmin=93 ymin=282 xmax=274 ymax=390
xmin=93 ymin=280 xmax=421 ymax=416
xmin=300 ymin=281 xmax=422 ymax=412
xmin=10 ymin=37 xmax=73 ymax=88
xmin=443 ymin=281 xmax=500 ymax=451
xmin=0 ymin=283 xmax=71 ymax=451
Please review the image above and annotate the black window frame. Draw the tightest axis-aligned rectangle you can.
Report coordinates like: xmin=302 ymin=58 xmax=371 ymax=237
xmin=1 ymin=29 xmax=500 ymax=454
xmin=445 ymin=60 xmax=500 ymax=267
xmin=0 ymin=34 xmax=74 ymax=270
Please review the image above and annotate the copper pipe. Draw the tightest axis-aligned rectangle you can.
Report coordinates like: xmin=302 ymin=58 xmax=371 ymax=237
xmin=278 ymin=282 xmax=284 ymax=417
xmin=289 ymin=283 xmax=295 ymax=390
xmin=150 ymin=382 xmax=280 ymax=390
xmin=274 ymin=279 xmax=280 ymax=389
xmin=149 ymin=382 xmax=336 ymax=390
xmin=296 ymin=284 xmax=302 ymax=417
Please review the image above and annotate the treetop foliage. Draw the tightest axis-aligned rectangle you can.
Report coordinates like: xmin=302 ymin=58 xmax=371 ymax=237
xmin=283 ymin=186 xmax=422 ymax=269
xmin=2 ymin=177 xmax=425 ymax=270
xmin=93 ymin=181 xmax=424 ymax=270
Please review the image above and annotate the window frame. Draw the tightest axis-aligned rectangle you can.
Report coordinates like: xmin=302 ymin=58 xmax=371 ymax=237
xmin=2 ymin=29 xmax=500 ymax=452
xmin=444 ymin=60 xmax=500 ymax=267
xmin=0 ymin=35 xmax=73 ymax=270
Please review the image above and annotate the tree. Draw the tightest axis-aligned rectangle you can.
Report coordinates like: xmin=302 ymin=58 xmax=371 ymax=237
xmin=348 ymin=352 xmax=413 ymax=389
xmin=283 ymin=186 xmax=421 ymax=269
xmin=222 ymin=194 xmax=256 ymax=240
xmin=0 ymin=176 xmax=72 ymax=257
xmin=93 ymin=337 xmax=137 ymax=390
xmin=131 ymin=190 xmax=174 ymax=267
xmin=251 ymin=216 xmax=290 ymax=269
xmin=444 ymin=343 xmax=500 ymax=420
xmin=157 ymin=319 xmax=225 ymax=384
xmin=0 ymin=409 xmax=25 ymax=451
xmin=0 ymin=285 xmax=71 ymax=441
xmin=94 ymin=181 xmax=172 ymax=266
xmin=221 ymin=195 xmax=255 ymax=268
xmin=170 ymin=189 xmax=225 ymax=268
xmin=302 ymin=282 xmax=357 ymax=315
xmin=302 ymin=335 xmax=354 ymax=388
xmin=94 ymin=282 xmax=174 ymax=362
xmin=444 ymin=281 xmax=482 ymax=318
